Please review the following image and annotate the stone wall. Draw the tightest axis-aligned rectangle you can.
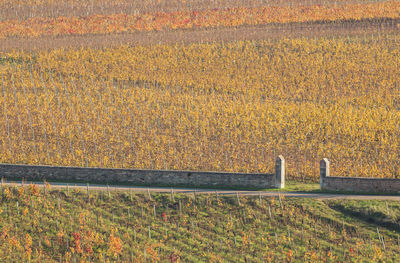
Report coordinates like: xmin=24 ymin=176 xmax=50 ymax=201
xmin=320 ymin=159 xmax=400 ymax=194
xmin=0 ymin=158 xmax=286 ymax=189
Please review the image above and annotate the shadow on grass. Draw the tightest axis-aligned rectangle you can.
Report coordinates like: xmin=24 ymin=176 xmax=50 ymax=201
xmin=327 ymin=202 xmax=400 ymax=233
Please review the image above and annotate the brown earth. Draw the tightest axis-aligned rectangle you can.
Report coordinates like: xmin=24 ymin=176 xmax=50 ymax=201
xmin=0 ymin=0 xmax=382 ymax=20
xmin=1 ymin=19 xmax=399 ymax=52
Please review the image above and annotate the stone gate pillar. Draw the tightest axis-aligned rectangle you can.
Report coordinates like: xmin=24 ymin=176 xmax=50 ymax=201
xmin=320 ymin=158 xmax=330 ymax=189
xmin=275 ymin=155 xmax=285 ymax=189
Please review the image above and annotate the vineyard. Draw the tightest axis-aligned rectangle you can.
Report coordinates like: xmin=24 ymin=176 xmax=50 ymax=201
xmin=0 ymin=0 xmax=396 ymax=20
xmin=1 ymin=36 xmax=400 ymax=180
xmin=1 ymin=0 xmax=400 ymax=262
xmin=1 ymin=184 xmax=400 ymax=262
xmin=0 ymin=0 xmax=399 ymax=182
xmin=1 ymin=1 xmax=400 ymax=38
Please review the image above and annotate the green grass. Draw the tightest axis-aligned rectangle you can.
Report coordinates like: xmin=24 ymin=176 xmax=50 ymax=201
xmin=278 ymin=181 xmax=321 ymax=193
xmin=0 ymin=184 xmax=399 ymax=262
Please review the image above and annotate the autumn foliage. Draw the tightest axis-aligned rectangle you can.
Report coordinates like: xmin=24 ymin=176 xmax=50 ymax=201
xmin=0 ymin=184 xmax=399 ymax=262
xmin=0 ymin=1 xmax=400 ymax=38
xmin=1 ymin=36 xmax=399 ymax=179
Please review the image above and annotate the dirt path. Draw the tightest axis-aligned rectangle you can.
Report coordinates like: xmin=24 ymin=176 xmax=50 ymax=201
xmin=1 ymin=19 xmax=398 ymax=52
xmin=3 ymin=181 xmax=400 ymax=200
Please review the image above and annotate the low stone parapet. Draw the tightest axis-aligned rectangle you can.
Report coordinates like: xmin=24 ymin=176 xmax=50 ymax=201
xmin=320 ymin=158 xmax=400 ymax=194
xmin=0 ymin=156 xmax=286 ymax=189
